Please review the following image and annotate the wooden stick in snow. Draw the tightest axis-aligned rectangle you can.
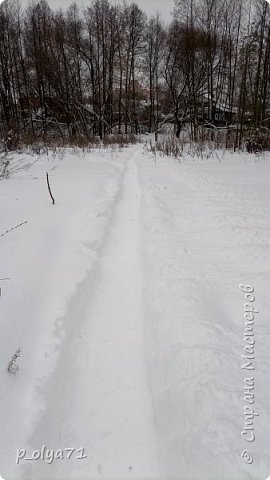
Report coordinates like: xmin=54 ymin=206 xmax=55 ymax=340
xmin=46 ymin=172 xmax=55 ymax=205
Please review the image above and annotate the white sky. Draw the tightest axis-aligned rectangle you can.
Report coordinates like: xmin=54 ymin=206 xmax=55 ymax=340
xmin=43 ymin=0 xmax=175 ymax=22
xmin=121 ymin=0 xmax=175 ymax=22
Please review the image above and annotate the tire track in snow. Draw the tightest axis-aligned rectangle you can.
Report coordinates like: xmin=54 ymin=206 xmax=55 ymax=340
xmin=24 ymin=147 xmax=160 ymax=480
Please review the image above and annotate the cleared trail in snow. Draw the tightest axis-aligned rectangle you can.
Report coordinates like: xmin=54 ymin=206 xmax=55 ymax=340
xmin=25 ymin=150 xmax=160 ymax=480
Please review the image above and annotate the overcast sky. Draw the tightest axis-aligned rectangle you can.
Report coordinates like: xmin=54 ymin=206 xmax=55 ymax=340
xmin=42 ymin=0 xmax=175 ymax=22
xmin=127 ymin=0 xmax=175 ymax=22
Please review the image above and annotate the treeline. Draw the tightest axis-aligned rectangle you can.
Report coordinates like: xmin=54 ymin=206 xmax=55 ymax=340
xmin=0 ymin=0 xmax=270 ymax=148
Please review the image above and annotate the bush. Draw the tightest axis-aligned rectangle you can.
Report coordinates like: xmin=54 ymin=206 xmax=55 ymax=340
xmin=148 ymin=136 xmax=183 ymax=159
xmin=4 ymin=132 xmax=138 ymax=154
xmin=245 ymin=127 xmax=270 ymax=153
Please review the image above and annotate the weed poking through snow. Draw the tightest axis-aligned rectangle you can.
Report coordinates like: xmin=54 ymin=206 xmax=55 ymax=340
xmin=8 ymin=348 xmax=21 ymax=375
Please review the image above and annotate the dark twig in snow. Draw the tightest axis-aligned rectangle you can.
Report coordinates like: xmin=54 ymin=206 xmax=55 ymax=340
xmin=46 ymin=172 xmax=55 ymax=205
xmin=0 ymin=221 xmax=28 ymax=238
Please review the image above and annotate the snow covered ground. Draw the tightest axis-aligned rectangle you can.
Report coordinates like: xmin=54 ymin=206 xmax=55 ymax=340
xmin=0 ymin=144 xmax=270 ymax=480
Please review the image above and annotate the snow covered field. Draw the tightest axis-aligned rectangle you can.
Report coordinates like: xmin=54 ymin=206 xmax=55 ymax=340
xmin=0 ymin=144 xmax=270 ymax=480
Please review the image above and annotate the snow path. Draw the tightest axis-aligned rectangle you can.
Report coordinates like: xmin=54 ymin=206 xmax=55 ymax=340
xmin=25 ymin=150 xmax=160 ymax=480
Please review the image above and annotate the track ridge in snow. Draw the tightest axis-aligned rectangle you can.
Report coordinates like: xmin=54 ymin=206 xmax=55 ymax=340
xmin=26 ymin=147 xmax=160 ymax=480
